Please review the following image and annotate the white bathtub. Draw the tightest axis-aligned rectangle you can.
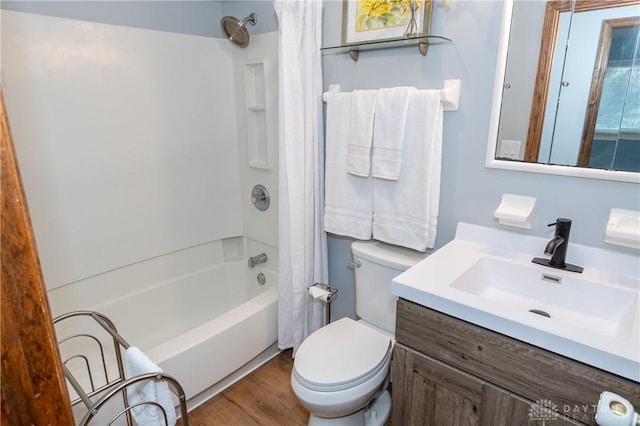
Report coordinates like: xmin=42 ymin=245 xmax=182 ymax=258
xmin=106 ymin=260 xmax=279 ymax=405
xmin=54 ymin=252 xmax=279 ymax=416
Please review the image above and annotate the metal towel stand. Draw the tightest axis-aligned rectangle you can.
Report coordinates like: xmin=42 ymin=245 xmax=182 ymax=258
xmin=53 ymin=311 xmax=189 ymax=426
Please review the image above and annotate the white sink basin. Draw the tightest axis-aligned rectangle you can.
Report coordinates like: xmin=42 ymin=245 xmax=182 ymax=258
xmin=392 ymin=223 xmax=640 ymax=382
xmin=450 ymin=257 xmax=637 ymax=340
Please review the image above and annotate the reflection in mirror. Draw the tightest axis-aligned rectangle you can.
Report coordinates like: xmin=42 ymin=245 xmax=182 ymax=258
xmin=580 ymin=17 xmax=640 ymax=171
xmin=494 ymin=0 xmax=640 ymax=175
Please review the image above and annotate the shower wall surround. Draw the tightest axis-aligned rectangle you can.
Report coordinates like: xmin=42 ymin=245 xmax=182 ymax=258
xmin=2 ymin=10 xmax=241 ymax=290
xmin=232 ymin=32 xmax=279 ymax=247
xmin=2 ymin=8 xmax=279 ymax=325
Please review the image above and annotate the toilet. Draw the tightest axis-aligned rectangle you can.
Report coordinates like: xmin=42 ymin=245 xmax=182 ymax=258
xmin=291 ymin=240 xmax=427 ymax=426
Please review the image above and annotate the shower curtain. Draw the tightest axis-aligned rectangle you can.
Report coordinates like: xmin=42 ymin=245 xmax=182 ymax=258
xmin=274 ymin=0 xmax=328 ymax=353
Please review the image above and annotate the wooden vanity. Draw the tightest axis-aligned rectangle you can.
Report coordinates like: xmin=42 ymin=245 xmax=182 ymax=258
xmin=391 ymin=298 xmax=640 ymax=426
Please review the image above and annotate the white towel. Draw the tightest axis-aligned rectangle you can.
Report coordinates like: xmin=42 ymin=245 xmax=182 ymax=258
xmin=124 ymin=347 xmax=176 ymax=426
xmin=346 ymin=90 xmax=377 ymax=177
xmin=373 ymin=89 xmax=443 ymax=251
xmin=371 ymin=87 xmax=416 ymax=180
xmin=324 ymin=92 xmax=374 ymax=239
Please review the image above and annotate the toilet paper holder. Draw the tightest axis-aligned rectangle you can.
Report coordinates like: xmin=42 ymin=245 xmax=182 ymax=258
xmin=308 ymin=283 xmax=338 ymax=324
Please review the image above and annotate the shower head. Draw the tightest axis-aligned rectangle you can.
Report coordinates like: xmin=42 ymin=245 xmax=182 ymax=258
xmin=221 ymin=13 xmax=257 ymax=48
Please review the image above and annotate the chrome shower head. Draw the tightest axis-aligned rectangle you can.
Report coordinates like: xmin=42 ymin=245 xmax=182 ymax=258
xmin=221 ymin=13 xmax=257 ymax=48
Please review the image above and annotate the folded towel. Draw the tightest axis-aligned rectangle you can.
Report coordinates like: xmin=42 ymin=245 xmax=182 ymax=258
xmin=346 ymin=90 xmax=377 ymax=177
xmin=371 ymin=87 xmax=416 ymax=180
xmin=125 ymin=347 xmax=176 ymax=426
xmin=373 ymin=89 xmax=443 ymax=251
xmin=324 ymin=92 xmax=374 ymax=239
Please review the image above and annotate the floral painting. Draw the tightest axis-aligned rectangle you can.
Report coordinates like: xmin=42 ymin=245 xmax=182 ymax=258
xmin=355 ymin=0 xmax=415 ymax=32
xmin=342 ymin=0 xmax=430 ymax=44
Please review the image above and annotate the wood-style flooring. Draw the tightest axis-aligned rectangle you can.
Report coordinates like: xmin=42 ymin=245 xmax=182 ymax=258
xmin=180 ymin=350 xmax=310 ymax=426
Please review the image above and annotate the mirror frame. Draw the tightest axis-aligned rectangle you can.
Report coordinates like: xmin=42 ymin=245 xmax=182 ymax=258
xmin=485 ymin=0 xmax=640 ymax=184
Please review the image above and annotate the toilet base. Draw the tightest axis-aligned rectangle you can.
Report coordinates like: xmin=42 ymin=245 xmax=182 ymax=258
xmin=308 ymin=409 xmax=364 ymax=426
xmin=365 ymin=390 xmax=391 ymax=426
xmin=307 ymin=391 xmax=391 ymax=426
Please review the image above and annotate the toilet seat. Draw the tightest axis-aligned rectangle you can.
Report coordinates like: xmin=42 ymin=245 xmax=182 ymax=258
xmin=293 ymin=318 xmax=392 ymax=392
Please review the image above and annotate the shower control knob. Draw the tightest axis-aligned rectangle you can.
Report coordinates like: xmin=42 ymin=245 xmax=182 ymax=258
xmin=251 ymin=184 xmax=270 ymax=211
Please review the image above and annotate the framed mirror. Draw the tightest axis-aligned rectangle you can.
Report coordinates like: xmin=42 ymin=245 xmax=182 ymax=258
xmin=486 ymin=0 xmax=640 ymax=183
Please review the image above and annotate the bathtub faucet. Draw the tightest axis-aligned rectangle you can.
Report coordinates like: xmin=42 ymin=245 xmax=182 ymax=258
xmin=248 ymin=253 xmax=268 ymax=268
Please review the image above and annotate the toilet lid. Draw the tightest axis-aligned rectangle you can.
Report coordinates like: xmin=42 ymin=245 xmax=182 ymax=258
xmin=293 ymin=318 xmax=392 ymax=391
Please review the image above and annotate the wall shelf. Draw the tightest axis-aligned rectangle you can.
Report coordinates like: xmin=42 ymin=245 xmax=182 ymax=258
xmin=321 ymin=35 xmax=451 ymax=61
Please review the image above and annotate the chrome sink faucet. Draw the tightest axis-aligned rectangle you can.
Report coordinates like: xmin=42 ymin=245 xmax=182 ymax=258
xmin=532 ymin=218 xmax=583 ymax=273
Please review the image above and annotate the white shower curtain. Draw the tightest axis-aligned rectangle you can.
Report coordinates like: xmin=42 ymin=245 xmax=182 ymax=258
xmin=274 ymin=0 xmax=328 ymax=353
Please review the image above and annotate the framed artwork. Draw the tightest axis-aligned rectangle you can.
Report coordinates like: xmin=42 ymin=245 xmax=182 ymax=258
xmin=341 ymin=0 xmax=432 ymax=45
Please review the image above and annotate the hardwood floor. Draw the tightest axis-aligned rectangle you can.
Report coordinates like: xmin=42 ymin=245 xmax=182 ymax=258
xmin=180 ymin=350 xmax=309 ymax=426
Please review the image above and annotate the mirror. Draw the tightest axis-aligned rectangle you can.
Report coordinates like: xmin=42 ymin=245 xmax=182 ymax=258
xmin=486 ymin=0 xmax=640 ymax=183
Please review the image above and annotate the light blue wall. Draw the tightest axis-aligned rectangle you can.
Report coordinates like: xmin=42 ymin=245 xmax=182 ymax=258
xmin=0 ymin=1 xmax=278 ymax=37
xmin=322 ymin=0 xmax=640 ymax=321
xmin=1 ymin=1 xmax=224 ymax=36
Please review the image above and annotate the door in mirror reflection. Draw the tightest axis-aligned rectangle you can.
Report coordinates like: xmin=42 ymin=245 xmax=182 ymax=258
xmin=496 ymin=0 xmax=640 ymax=173
xmin=580 ymin=17 xmax=640 ymax=172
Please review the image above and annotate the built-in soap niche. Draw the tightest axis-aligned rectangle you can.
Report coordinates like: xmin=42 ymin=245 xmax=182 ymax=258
xmin=222 ymin=236 xmax=244 ymax=262
xmin=244 ymin=61 xmax=269 ymax=169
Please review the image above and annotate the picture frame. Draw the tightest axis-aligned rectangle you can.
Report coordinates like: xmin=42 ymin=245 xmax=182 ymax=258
xmin=341 ymin=0 xmax=433 ymax=45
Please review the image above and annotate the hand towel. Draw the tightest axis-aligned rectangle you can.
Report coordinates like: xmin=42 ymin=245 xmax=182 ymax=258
xmin=346 ymin=90 xmax=377 ymax=177
xmin=371 ymin=87 xmax=416 ymax=180
xmin=125 ymin=347 xmax=176 ymax=426
xmin=324 ymin=92 xmax=374 ymax=239
xmin=373 ymin=89 xmax=443 ymax=251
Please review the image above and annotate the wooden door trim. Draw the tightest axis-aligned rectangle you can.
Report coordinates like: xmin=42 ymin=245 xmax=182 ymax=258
xmin=1 ymin=89 xmax=74 ymax=425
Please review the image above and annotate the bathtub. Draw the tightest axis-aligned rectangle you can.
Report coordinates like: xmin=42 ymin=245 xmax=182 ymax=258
xmin=122 ymin=261 xmax=277 ymax=404
xmin=55 ymin=254 xmax=279 ymax=416
xmin=149 ymin=267 xmax=279 ymax=407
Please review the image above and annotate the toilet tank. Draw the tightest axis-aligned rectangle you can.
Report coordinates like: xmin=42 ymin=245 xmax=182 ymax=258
xmin=351 ymin=240 xmax=428 ymax=334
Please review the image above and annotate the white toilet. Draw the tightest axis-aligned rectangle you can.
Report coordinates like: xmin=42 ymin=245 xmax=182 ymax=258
xmin=291 ymin=240 xmax=427 ymax=426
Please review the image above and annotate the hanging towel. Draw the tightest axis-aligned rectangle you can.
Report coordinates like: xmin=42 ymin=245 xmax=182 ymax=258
xmin=371 ymin=87 xmax=416 ymax=180
xmin=124 ymin=347 xmax=176 ymax=426
xmin=346 ymin=90 xmax=377 ymax=177
xmin=324 ymin=92 xmax=374 ymax=239
xmin=373 ymin=89 xmax=443 ymax=251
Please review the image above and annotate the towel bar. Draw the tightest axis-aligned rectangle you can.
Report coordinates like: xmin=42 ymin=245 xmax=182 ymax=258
xmin=322 ymin=79 xmax=461 ymax=111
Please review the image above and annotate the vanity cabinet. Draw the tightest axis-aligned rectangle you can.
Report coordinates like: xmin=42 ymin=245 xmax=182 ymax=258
xmin=391 ymin=299 xmax=640 ymax=426
xmin=393 ymin=344 xmax=580 ymax=425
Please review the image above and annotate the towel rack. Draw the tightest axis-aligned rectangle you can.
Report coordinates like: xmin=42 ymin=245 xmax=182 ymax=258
xmin=53 ymin=311 xmax=189 ymax=425
xmin=322 ymin=79 xmax=461 ymax=111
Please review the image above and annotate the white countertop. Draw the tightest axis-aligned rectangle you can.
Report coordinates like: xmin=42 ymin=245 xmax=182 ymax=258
xmin=391 ymin=222 xmax=640 ymax=382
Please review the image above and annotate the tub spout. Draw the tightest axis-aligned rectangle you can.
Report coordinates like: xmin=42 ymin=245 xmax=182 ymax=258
xmin=248 ymin=253 xmax=268 ymax=268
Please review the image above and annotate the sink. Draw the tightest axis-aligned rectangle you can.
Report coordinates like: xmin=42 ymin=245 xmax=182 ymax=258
xmin=449 ymin=257 xmax=637 ymax=340
xmin=391 ymin=223 xmax=640 ymax=382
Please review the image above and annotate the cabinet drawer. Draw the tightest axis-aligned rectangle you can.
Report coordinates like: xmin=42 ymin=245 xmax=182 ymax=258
xmin=395 ymin=298 xmax=640 ymax=426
